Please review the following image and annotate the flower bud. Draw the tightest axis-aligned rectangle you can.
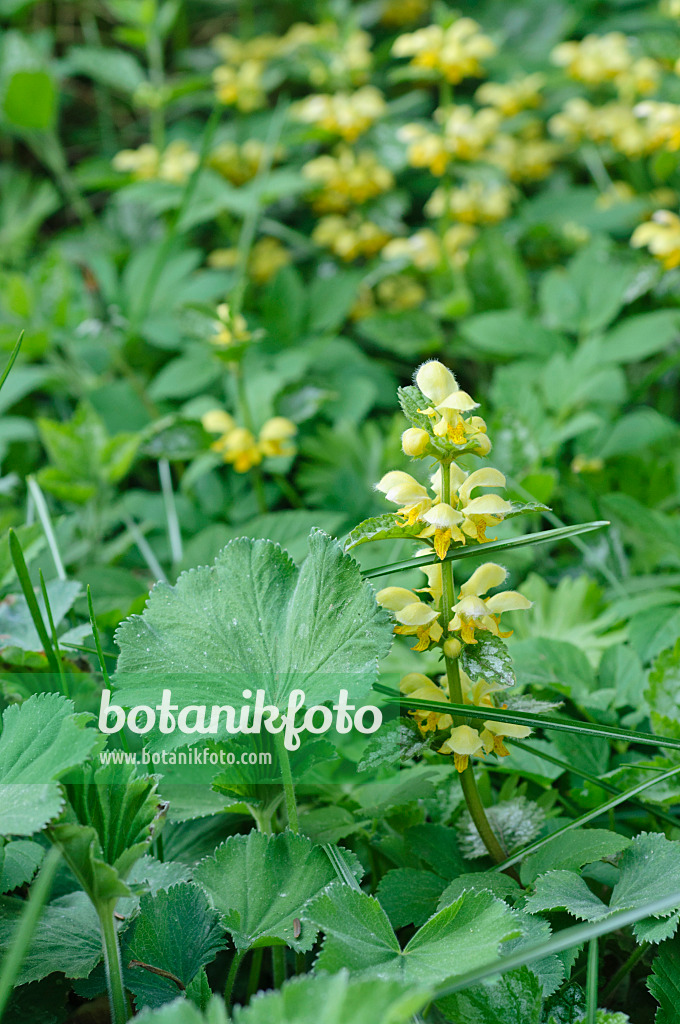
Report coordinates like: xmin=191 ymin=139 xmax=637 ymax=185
xmin=443 ymin=637 xmax=461 ymax=658
xmin=401 ymin=427 xmax=431 ymax=457
xmin=415 ymin=360 xmax=458 ymax=404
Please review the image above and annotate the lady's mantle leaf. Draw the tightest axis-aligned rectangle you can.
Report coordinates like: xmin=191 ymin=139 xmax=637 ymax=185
xmin=0 ymin=693 xmax=98 ymax=836
xmin=436 ymin=965 xmax=543 ymax=1024
xmin=648 ymin=934 xmax=680 ymax=1024
xmin=124 ymin=883 xmax=226 ymax=1010
xmin=305 ymin=885 xmax=519 ymax=984
xmin=193 ymin=830 xmax=361 ymax=952
xmin=114 ymin=530 xmax=392 ymax=717
xmin=0 ymin=891 xmax=102 ymax=984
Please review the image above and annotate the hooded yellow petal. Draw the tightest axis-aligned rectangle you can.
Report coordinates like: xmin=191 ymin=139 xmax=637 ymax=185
xmin=376 ymin=586 xmax=418 ymax=611
xmin=484 ymin=591 xmax=533 ymax=614
xmin=459 ymin=562 xmax=507 ymax=598
xmin=458 ymin=467 xmax=506 ymax=506
xmin=415 ymin=360 xmax=458 ymax=404
xmin=462 ymin=494 xmax=513 ymax=517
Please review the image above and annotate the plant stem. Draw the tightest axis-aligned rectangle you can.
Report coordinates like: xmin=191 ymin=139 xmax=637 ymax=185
xmin=0 ymin=847 xmax=61 ymax=1019
xmin=246 ymin=947 xmax=263 ymax=999
xmin=601 ymin=942 xmax=648 ymax=1002
xmin=439 ymin=460 xmax=507 ymax=866
xmin=585 ymin=939 xmax=598 ymax=1024
xmin=275 ymin=733 xmax=299 ymax=833
xmin=99 ymin=902 xmax=130 ymax=1024
xmin=272 ymin=945 xmax=286 ymax=988
xmin=224 ymin=949 xmax=245 ymax=1008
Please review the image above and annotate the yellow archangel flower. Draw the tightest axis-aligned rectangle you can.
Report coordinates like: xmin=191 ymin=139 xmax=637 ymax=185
xmin=375 ymin=470 xmax=434 ymax=525
xmin=258 ymin=417 xmax=297 ymax=458
xmin=376 ymin=586 xmax=443 ymax=651
xmin=414 ymin=360 xmax=489 ymax=453
xmin=392 ymin=18 xmax=496 ymax=84
xmin=439 ymin=724 xmax=484 ymax=773
xmin=631 ymin=210 xmax=680 ymax=270
xmin=449 ymin=562 xmax=532 ymax=645
xmin=399 ymin=672 xmax=452 ymax=733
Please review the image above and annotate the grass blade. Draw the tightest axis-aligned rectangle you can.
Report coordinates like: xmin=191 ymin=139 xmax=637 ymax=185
xmin=26 ymin=475 xmax=66 ymax=580
xmin=158 ymin=459 xmax=183 ymax=565
xmin=434 ymin=890 xmax=680 ymax=1000
xmin=322 ymin=844 xmax=362 ymax=892
xmin=508 ymin=738 xmax=680 ymax=830
xmin=0 ymin=331 xmax=23 ymax=394
xmin=8 ymin=528 xmax=60 ymax=675
xmin=586 ymin=939 xmax=598 ymax=1024
xmin=373 ymin=684 xmax=680 ymax=753
xmin=0 ymin=846 xmax=61 ymax=1021
xmin=361 ymin=521 xmax=609 ymax=579
xmin=38 ymin=569 xmax=69 ymax=698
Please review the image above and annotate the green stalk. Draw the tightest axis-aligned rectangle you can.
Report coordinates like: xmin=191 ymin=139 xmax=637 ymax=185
xmin=246 ymin=947 xmax=263 ymax=999
xmin=601 ymin=942 xmax=648 ymax=1002
xmin=98 ymin=902 xmax=130 ymax=1024
xmin=38 ymin=569 xmax=69 ymax=698
xmin=0 ymin=847 xmax=61 ymax=1021
xmin=585 ymin=939 xmax=598 ymax=1024
xmin=272 ymin=945 xmax=286 ymax=988
xmin=275 ymin=732 xmax=299 ymax=833
xmin=9 ymin=529 xmax=60 ymax=675
xmin=439 ymin=461 xmax=507 ymax=866
xmin=0 ymin=331 xmax=23 ymax=394
xmin=224 ymin=949 xmax=245 ymax=1008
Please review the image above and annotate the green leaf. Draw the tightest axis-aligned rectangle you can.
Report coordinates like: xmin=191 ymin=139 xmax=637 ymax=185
xmin=460 ymin=310 xmax=567 ymax=360
xmin=357 ymin=717 xmax=428 ymax=773
xmin=397 ymin=384 xmax=436 ymax=434
xmin=525 ymin=870 xmax=609 ymax=920
xmin=193 ymin=830 xmax=360 ymax=952
xmin=436 ymin=966 xmax=543 ymax=1024
xmin=135 ymin=995 xmax=229 ymax=1024
xmin=598 ymin=410 xmax=678 ymax=459
xmin=64 ymin=45 xmax=146 ymax=94
xmin=646 ymin=641 xmax=680 ymax=740
xmin=0 ymin=891 xmax=101 ymax=984
xmin=520 ymin=830 xmax=631 ymax=886
xmin=114 ymin=531 xmax=393 ymax=737
xmin=48 ymin=763 xmax=166 ymax=907
xmin=599 ymin=310 xmax=680 ymax=364
xmin=344 ymin=513 xmax=428 ymax=551
xmin=356 ymin=311 xmax=443 ymax=358
xmin=460 ymin=634 xmax=516 ymax=689
xmin=233 ymin=970 xmax=430 ymax=1024
xmin=0 ymin=693 xmax=98 ymax=837
xmin=510 ymin=638 xmax=594 ymax=700
xmin=376 ymin=868 xmax=446 ymax=929
xmin=307 ymin=886 xmax=519 ymax=983
xmin=438 ymin=871 xmax=522 ymax=909
xmin=124 ymin=883 xmax=226 ymax=1010
xmin=0 ymin=840 xmax=44 ymax=892
xmin=0 ymin=578 xmax=81 ymax=652
xmin=648 ymin=934 xmax=680 ymax=1024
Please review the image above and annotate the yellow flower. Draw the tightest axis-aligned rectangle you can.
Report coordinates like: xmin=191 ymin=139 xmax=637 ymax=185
xmin=113 ymin=143 xmax=160 ymax=179
xmin=439 ymin=104 xmax=501 ymax=160
xmin=393 ymin=18 xmax=496 ymax=84
xmin=425 ymin=181 xmax=516 ymax=224
xmin=249 ymin=238 xmax=291 ymax=284
xmin=571 ymin=454 xmax=605 ymax=474
xmin=415 ymin=360 xmax=482 ymax=448
xmin=449 ymin=562 xmax=532 ymax=645
xmin=486 ymin=133 xmax=560 ymax=182
xmin=213 ymin=60 xmax=267 ymax=111
xmin=475 ymin=74 xmax=545 ymax=116
xmin=376 ymin=470 xmax=433 ymax=524
xmin=460 ymin=493 xmax=513 ymax=543
xmin=382 ymin=229 xmax=442 ymax=270
xmin=551 ymin=32 xmax=632 ymax=86
xmin=380 ymin=0 xmax=429 ymax=28
xmin=399 ymin=672 xmax=452 ymax=733
xmin=209 ymin=139 xmax=283 ymax=185
xmin=211 ymin=303 xmax=251 ymax=347
xmin=258 ymin=417 xmax=297 ymax=458
xmin=631 ymin=210 xmax=680 ymax=269
xmin=376 ymin=586 xmax=443 ymax=650
xmin=480 ymin=719 xmax=532 ymax=757
xmin=442 ymin=224 xmax=477 ymax=266
xmin=439 ymin=724 xmax=484 ymax=772
xmin=420 ymin=502 xmax=465 ymax=559
xmin=634 ymin=101 xmax=680 ymax=152
xmin=202 ymin=409 xmax=236 ymax=435
xmin=401 ymin=427 xmax=431 ymax=457
xmin=214 ymin=426 xmax=262 ymax=473
xmin=313 ymin=214 xmax=391 ymax=261
xmin=375 ymin=275 xmax=427 ymax=311
xmin=207 ymin=248 xmax=240 ymax=269
xmin=397 ymin=123 xmax=451 ymax=175
xmin=303 ymin=147 xmax=394 ymax=212
xmin=293 ymin=87 xmax=386 ymax=141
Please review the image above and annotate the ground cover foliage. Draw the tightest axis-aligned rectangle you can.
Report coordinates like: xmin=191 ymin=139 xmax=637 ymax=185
xmin=1 ymin=0 xmax=680 ymax=1022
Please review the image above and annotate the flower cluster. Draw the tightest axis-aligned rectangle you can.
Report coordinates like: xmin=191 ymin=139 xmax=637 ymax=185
xmin=208 ymin=239 xmax=291 ymax=285
xmin=202 ymin=410 xmax=297 ymax=473
xmin=112 ymin=141 xmax=198 ymax=184
xmin=292 ymin=86 xmax=387 ymax=141
xmin=209 ymin=139 xmax=284 ymax=186
xmin=312 ymin=213 xmax=392 ymax=261
xmin=399 ymin=670 xmax=531 ymax=772
xmin=631 ymin=210 xmax=680 ymax=269
xmin=392 ymin=18 xmax=496 ymax=84
xmin=302 ymin=147 xmax=394 ymax=212
xmin=551 ymin=32 xmax=660 ymax=97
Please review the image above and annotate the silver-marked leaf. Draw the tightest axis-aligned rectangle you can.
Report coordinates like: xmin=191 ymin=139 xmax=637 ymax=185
xmin=0 ymin=693 xmax=98 ymax=836
xmin=194 ymin=830 xmax=361 ymax=952
xmin=460 ymin=634 xmax=516 ymax=689
xmin=344 ymin=514 xmax=428 ymax=551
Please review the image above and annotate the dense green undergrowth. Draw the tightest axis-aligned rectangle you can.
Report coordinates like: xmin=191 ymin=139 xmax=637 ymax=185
xmin=1 ymin=0 xmax=680 ymax=1021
